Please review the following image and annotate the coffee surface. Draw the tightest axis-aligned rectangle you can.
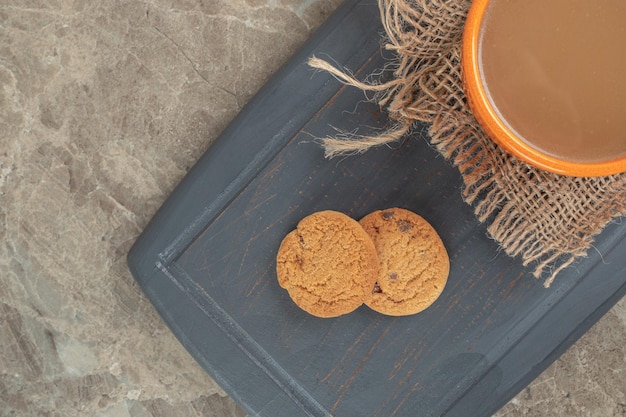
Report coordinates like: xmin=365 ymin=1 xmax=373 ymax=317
xmin=479 ymin=0 xmax=626 ymax=163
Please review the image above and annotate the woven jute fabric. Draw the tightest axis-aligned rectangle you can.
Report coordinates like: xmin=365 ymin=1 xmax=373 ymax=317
xmin=310 ymin=0 xmax=626 ymax=287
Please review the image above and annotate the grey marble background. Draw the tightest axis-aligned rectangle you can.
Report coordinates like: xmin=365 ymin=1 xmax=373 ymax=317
xmin=0 ymin=1 xmax=624 ymax=416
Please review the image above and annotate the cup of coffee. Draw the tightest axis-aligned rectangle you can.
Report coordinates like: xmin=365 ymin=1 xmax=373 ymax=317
xmin=462 ymin=0 xmax=626 ymax=176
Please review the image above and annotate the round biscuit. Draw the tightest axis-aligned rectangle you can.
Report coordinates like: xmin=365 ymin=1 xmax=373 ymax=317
xmin=276 ymin=210 xmax=379 ymax=318
xmin=359 ymin=208 xmax=449 ymax=316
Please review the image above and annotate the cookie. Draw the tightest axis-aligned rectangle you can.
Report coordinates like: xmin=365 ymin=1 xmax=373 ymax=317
xmin=276 ymin=210 xmax=379 ymax=318
xmin=359 ymin=208 xmax=449 ymax=316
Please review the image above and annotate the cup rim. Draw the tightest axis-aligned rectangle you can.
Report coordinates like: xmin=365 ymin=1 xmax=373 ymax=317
xmin=462 ymin=0 xmax=626 ymax=177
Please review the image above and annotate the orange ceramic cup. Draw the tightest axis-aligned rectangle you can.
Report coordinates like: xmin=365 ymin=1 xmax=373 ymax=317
xmin=462 ymin=0 xmax=626 ymax=177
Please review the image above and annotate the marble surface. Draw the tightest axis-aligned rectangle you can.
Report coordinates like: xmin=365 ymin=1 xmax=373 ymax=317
xmin=0 ymin=1 xmax=624 ymax=416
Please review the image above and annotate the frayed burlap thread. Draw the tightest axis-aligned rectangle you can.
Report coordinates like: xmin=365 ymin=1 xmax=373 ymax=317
xmin=309 ymin=0 xmax=626 ymax=287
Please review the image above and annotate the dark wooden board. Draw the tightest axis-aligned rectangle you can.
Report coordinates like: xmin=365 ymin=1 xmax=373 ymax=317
xmin=127 ymin=1 xmax=626 ymax=416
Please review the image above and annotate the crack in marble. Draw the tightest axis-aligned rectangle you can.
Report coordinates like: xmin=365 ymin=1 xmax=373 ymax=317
xmin=152 ymin=25 xmax=241 ymax=109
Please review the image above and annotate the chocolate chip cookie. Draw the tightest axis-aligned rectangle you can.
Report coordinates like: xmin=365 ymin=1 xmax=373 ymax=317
xmin=276 ymin=210 xmax=379 ymax=318
xmin=359 ymin=208 xmax=449 ymax=316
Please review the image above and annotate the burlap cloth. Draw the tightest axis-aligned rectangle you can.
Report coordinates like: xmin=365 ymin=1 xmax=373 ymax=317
xmin=310 ymin=0 xmax=626 ymax=287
